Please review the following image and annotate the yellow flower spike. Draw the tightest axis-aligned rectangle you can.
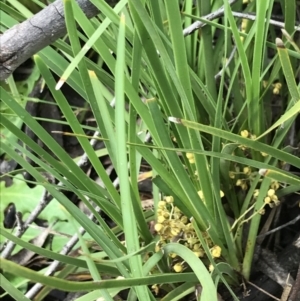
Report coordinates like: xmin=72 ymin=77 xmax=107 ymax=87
xmin=241 ymin=130 xmax=249 ymax=138
xmin=220 ymin=190 xmax=225 ymax=198
xmin=264 ymin=196 xmax=271 ymax=204
xmin=211 ymin=245 xmax=222 ymax=258
xmin=267 ymin=189 xmax=276 ymax=197
xmin=165 ymin=196 xmax=174 ymax=203
xmin=173 ymin=263 xmax=183 ymax=273
xmin=154 ymin=223 xmax=164 ymax=232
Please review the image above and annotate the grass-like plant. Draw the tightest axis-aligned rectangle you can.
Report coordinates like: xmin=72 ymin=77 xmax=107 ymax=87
xmin=1 ymin=0 xmax=300 ymax=300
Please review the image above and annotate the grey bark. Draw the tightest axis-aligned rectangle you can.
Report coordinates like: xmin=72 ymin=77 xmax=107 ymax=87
xmin=0 ymin=0 xmax=117 ymax=81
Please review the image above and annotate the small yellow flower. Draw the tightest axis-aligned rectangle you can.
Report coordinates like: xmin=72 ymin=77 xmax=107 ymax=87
xmin=264 ymin=196 xmax=271 ymax=204
xmin=272 ymin=82 xmax=282 ymax=94
xmin=241 ymin=19 xmax=248 ymax=30
xmin=210 ymin=245 xmax=222 ymax=258
xmin=158 ymin=201 xmax=166 ymax=208
xmin=180 ymin=216 xmax=188 ymax=224
xmin=261 ymin=152 xmax=268 ymax=157
xmin=229 ymin=171 xmax=235 ymax=179
xmin=173 ymin=263 xmax=183 ymax=273
xmin=194 ymin=250 xmax=204 ymax=258
xmin=241 ymin=183 xmax=248 ymax=190
xmin=243 ymin=166 xmax=251 ymax=175
xmin=193 ymin=243 xmax=201 ymax=250
xmin=253 ymin=189 xmax=259 ymax=198
xmin=171 ymin=228 xmax=181 ymax=236
xmin=259 ymin=208 xmax=266 ymax=215
xmin=209 ymin=264 xmax=214 ymax=272
xmin=271 ymin=181 xmax=280 ymax=190
xmin=157 ymin=215 xmax=165 ymax=223
xmin=186 ymin=152 xmax=194 ymax=159
xmin=152 ymin=284 xmax=159 ymax=295
xmin=154 ymin=223 xmax=164 ymax=232
xmin=169 ymin=253 xmax=177 ymax=258
xmin=241 ymin=130 xmax=249 ymax=138
xmin=267 ymin=189 xmax=275 ymax=198
xmin=163 ymin=212 xmax=170 ymax=218
xmin=186 ymin=152 xmax=196 ymax=164
xmin=220 ymin=190 xmax=225 ymax=198
xmin=236 ymin=179 xmax=242 ymax=186
xmin=165 ymin=196 xmax=174 ymax=203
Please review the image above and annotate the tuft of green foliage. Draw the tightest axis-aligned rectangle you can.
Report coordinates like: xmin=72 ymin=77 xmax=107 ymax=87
xmin=1 ymin=0 xmax=300 ymax=300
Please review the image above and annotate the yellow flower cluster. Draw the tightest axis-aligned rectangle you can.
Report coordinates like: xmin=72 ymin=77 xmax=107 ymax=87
xmin=263 ymin=80 xmax=282 ymax=95
xmin=252 ymin=181 xmax=280 ymax=209
xmin=155 ymin=196 xmax=222 ymax=273
xmin=240 ymin=129 xmax=256 ymax=140
xmin=233 ymin=166 xmax=257 ymax=191
xmin=272 ymin=82 xmax=282 ymax=95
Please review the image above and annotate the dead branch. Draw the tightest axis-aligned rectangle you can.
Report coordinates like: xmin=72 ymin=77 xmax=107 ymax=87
xmin=0 ymin=0 xmax=117 ymax=81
